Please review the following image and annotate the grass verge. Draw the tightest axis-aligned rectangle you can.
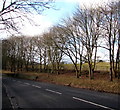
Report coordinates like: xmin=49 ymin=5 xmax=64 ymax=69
xmin=2 ymin=70 xmax=120 ymax=94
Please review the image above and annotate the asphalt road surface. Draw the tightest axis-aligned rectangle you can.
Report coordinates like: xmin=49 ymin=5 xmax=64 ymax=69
xmin=2 ymin=77 xmax=120 ymax=109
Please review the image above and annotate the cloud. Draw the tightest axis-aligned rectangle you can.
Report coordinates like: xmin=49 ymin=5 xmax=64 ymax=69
xmin=0 ymin=12 xmax=52 ymax=39
xmin=20 ymin=14 xmax=52 ymax=36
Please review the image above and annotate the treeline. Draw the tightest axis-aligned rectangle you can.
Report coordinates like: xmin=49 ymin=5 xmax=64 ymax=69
xmin=2 ymin=1 xmax=120 ymax=81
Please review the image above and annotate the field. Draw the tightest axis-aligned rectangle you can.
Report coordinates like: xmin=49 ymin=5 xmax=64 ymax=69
xmin=63 ymin=62 xmax=110 ymax=71
xmin=2 ymin=62 xmax=120 ymax=94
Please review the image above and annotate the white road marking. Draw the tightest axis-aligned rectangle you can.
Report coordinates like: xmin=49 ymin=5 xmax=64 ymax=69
xmin=32 ymin=85 xmax=41 ymax=88
xmin=24 ymin=83 xmax=30 ymax=85
xmin=45 ymin=89 xmax=62 ymax=95
xmin=73 ymin=97 xmax=115 ymax=110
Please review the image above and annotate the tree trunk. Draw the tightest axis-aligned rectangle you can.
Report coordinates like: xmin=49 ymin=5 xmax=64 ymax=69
xmin=20 ymin=60 xmax=23 ymax=71
xmin=43 ymin=48 xmax=47 ymax=72
xmin=79 ymin=54 xmax=82 ymax=76
xmin=39 ymin=50 xmax=42 ymax=72
xmin=88 ymin=51 xmax=94 ymax=79
xmin=110 ymin=64 xmax=113 ymax=81
xmin=88 ymin=61 xmax=93 ymax=79
xmin=56 ymin=62 xmax=60 ymax=75
xmin=109 ymin=49 xmax=113 ymax=81
xmin=93 ymin=46 xmax=97 ymax=74
xmin=39 ymin=62 xmax=42 ymax=72
xmin=25 ymin=61 xmax=29 ymax=72
xmin=109 ymin=12 xmax=113 ymax=81
xmin=115 ymin=29 xmax=120 ymax=78
xmin=74 ymin=63 xmax=79 ymax=78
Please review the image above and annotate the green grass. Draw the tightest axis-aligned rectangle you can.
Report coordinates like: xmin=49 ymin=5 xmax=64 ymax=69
xmin=95 ymin=62 xmax=110 ymax=71
xmin=63 ymin=62 xmax=110 ymax=71
xmin=25 ymin=62 xmax=110 ymax=72
xmin=64 ymin=64 xmax=75 ymax=70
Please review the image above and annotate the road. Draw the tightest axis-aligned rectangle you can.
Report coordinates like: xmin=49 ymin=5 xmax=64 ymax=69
xmin=2 ymin=76 xmax=120 ymax=109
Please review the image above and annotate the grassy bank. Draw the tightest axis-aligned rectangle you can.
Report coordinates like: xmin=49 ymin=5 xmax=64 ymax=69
xmin=2 ymin=70 xmax=120 ymax=94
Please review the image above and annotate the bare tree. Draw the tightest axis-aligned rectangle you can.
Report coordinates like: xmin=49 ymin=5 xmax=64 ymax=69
xmin=73 ymin=6 xmax=102 ymax=79
xmin=34 ymin=36 xmax=44 ymax=72
xmin=0 ymin=0 xmax=54 ymax=32
xmin=50 ymin=22 xmax=81 ymax=78
xmin=42 ymin=31 xmax=64 ymax=74
xmin=100 ymin=1 xmax=119 ymax=81
xmin=115 ymin=1 xmax=120 ymax=78
xmin=49 ymin=28 xmax=64 ymax=75
xmin=2 ymin=39 xmax=11 ymax=70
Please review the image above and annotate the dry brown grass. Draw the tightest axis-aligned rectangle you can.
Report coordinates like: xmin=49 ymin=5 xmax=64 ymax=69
xmin=2 ymin=70 xmax=120 ymax=94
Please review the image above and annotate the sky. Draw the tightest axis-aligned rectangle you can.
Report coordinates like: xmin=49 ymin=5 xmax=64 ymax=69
xmin=0 ymin=0 xmax=118 ymax=61
xmin=0 ymin=0 xmax=118 ymax=38
xmin=20 ymin=1 xmax=77 ymax=36
xmin=0 ymin=0 xmax=77 ymax=38
xmin=19 ymin=0 xmax=118 ymax=36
